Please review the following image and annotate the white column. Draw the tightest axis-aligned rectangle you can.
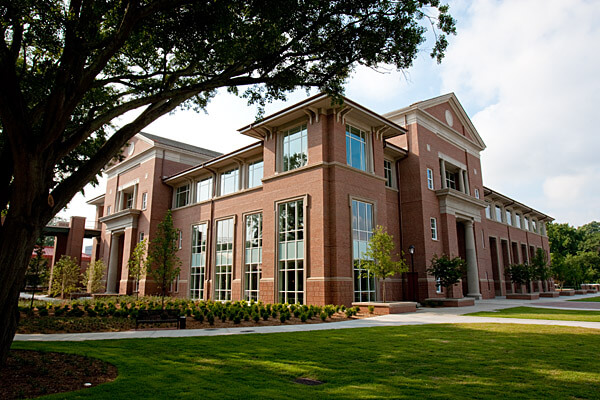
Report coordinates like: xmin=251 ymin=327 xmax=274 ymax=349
xmin=464 ymin=220 xmax=481 ymax=299
xmin=463 ymin=171 xmax=471 ymax=195
xmin=458 ymin=170 xmax=465 ymax=192
xmin=106 ymin=234 xmax=120 ymax=293
xmin=132 ymin=185 xmax=138 ymax=209
xmin=440 ymin=159 xmax=447 ymax=189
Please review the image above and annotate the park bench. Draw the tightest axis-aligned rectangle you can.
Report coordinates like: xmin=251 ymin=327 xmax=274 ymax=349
xmin=135 ymin=309 xmax=185 ymax=330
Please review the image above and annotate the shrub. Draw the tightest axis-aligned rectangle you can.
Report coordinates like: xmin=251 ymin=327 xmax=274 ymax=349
xmin=368 ymin=305 xmax=374 ymax=314
xmin=252 ymin=312 xmax=260 ymax=323
xmin=233 ymin=314 xmax=241 ymax=324
xmin=207 ymin=312 xmax=215 ymax=325
xmin=87 ymin=309 xmax=97 ymax=317
xmin=279 ymin=314 xmax=286 ymax=323
xmin=345 ymin=309 xmax=353 ymax=318
xmin=300 ymin=313 xmax=308 ymax=322
xmin=320 ymin=312 xmax=327 ymax=321
xmin=293 ymin=309 xmax=301 ymax=318
xmin=427 ymin=254 xmax=467 ymax=298
xmin=38 ymin=308 xmax=49 ymax=317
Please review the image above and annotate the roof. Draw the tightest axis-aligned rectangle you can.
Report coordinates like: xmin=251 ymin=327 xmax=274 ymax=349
xmin=164 ymin=142 xmax=263 ymax=184
xmin=483 ymin=186 xmax=554 ymax=221
xmin=138 ymin=132 xmax=222 ymax=159
xmin=238 ymin=93 xmax=407 ymax=140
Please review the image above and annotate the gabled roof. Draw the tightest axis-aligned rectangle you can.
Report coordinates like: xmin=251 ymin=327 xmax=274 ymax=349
xmin=384 ymin=93 xmax=486 ymax=152
xmin=138 ymin=132 xmax=222 ymax=159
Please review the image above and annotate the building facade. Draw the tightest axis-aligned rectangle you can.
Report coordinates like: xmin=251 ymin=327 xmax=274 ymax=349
xmin=87 ymin=93 xmax=552 ymax=305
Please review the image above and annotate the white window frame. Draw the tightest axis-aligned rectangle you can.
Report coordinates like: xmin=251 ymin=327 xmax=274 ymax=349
xmin=190 ymin=223 xmax=207 ymax=300
xmin=219 ymin=168 xmax=239 ymax=196
xmin=277 ymin=198 xmax=306 ymax=304
xmin=244 ymin=213 xmax=263 ymax=301
xmin=106 ymin=205 xmax=111 ymax=215
xmin=474 ymin=188 xmax=480 ymax=199
xmin=427 ymin=168 xmax=434 ymax=190
xmin=495 ymin=205 xmax=503 ymax=222
xmin=505 ymin=209 xmax=512 ymax=226
xmin=141 ymin=192 xmax=147 ymax=210
xmin=247 ymin=160 xmax=264 ymax=189
xmin=351 ymin=199 xmax=376 ymax=302
xmin=196 ymin=177 xmax=213 ymax=203
xmin=346 ymin=124 xmax=368 ymax=172
xmin=178 ymin=230 xmax=183 ymax=250
xmin=139 ymin=232 xmax=144 ymax=242
xmin=175 ymin=184 xmax=190 ymax=208
xmin=430 ymin=218 xmax=438 ymax=241
xmin=384 ymin=159 xmax=394 ymax=188
xmin=281 ymin=125 xmax=308 ymax=172
xmin=215 ymin=217 xmax=234 ymax=301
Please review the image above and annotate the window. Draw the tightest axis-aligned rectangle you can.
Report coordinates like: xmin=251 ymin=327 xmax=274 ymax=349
xmin=178 ymin=230 xmax=183 ymax=250
xmin=170 ymin=274 xmax=180 ymax=293
xmin=278 ymin=199 xmax=304 ymax=304
xmin=436 ymin=277 xmax=443 ymax=293
xmin=248 ymin=160 xmax=264 ymax=189
xmin=352 ymin=200 xmax=375 ymax=302
xmin=485 ymin=204 xmax=492 ymax=219
xmin=532 ymin=220 xmax=538 ymax=233
xmin=141 ymin=192 xmax=147 ymax=210
xmin=346 ymin=125 xmax=367 ymax=171
xmin=282 ymin=125 xmax=308 ymax=171
xmin=190 ymin=224 xmax=207 ymax=300
xmin=495 ymin=205 xmax=503 ymax=222
xmin=196 ymin=177 xmax=213 ymax=202
xmin=445 ymin=172 xmax=457 ymax=190
xmin=515 ymin=214 xmax=522 ymax=229
xmin=430 ymin=218 xmax=438 ymax=240
xmin=139 ymin=232 xmax=144 ymax=242
xmin=125 ymin=193 xmax=134 ymax=209
xmin=474 ymin=188 xmax=480 ymax=199
xmin=427 ymin=168 xmax=434 ymax=190
xmin=215 ymin=218 xmax=234 ymax=301
xmin=245 ymin=213 xmax=263 ymax=301
xmin=220 ymin=168 xmax=238 ymax=196
xmin=107 ymin=205 xmax=111 ymax=215
xmin=384 ymin=160 xmax=393 ymax=188
xmin=524 ymin=217 xmax=530 ymax=231
xmin=505 ymin=210 xmax=512 ymax=226
xmin=175 ymin=184 xmax=190 ymax=208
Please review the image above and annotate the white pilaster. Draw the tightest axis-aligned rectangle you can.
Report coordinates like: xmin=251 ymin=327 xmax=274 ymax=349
xmin=464 ymin=220 xmax=481 ymax=299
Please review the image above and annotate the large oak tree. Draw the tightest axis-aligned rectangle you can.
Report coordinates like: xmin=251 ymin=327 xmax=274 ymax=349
xmin=0 ymin=0 xmax=455 ymax=363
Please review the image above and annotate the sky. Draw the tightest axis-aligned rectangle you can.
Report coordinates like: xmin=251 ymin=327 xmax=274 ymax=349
xmin=60 ymin=0 xmax=600 ymax=229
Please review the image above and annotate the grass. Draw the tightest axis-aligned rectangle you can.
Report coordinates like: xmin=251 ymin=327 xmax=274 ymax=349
xmin=570 ymin=296 xmax=600 ymax=302
xmin=466 ymin=306 xmax=600 ymax=322
xmin=11 ymin=323 xmax=600 ymax=399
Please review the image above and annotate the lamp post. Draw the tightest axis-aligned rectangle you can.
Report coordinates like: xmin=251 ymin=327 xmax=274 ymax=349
xmin=408 ymin=245 xmax=415 ymax=273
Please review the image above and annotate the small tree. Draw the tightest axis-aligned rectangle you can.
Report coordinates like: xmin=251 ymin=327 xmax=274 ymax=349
xmin=506 ymin=263 xmax=535 ymax=292
xmin=50 ymin=256 xmax=80 ymax=299
xmin=128 ymin=239 xmax=148 ymax=298
xmin=427 ymin=255 xmax=466 ymax=298
xmin=532 ymin=248 xmax=551 ymax=291
xmin=25 ymin=239 xmax=49 ymax=310
xmin=362 ymin=226 xmax=408 ymax=302
xmin=82 ymin=260 xmax=106 ymax=294
xmin=147 ymin=211 xmax=181 ymax=308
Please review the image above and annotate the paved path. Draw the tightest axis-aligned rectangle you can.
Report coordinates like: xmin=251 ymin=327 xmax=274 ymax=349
xmin=14 ymin=292 xmax=600 ymax=342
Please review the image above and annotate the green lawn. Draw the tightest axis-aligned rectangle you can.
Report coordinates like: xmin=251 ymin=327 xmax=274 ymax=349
xmin=570 ymin=296 xmax=600 ymax=302
xmin=11 ymin=324 xmax=600 ymax=399
xmin=466 ymin=306 xmax=600 ymax=322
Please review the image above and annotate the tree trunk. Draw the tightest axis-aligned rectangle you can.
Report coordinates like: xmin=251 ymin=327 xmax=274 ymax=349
xmin=0 ymin=218 xmax=42 ymax=365
xmin=382 ymin=279 xmax=387 ymax=303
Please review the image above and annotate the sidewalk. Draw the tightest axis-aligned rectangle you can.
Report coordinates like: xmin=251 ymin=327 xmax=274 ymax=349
xmin=14 ymin=292 xmax=600 ymax=342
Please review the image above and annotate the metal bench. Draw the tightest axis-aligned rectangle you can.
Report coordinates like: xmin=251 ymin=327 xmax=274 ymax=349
xmin=135 ymin=309 xmax=185 ymax=329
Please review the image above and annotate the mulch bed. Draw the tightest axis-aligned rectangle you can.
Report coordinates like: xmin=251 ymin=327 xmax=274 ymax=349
xmin=17 ymin=311 xmax=365 ymax=334
xmin=0 ymin=350 xmax=117 ymax=399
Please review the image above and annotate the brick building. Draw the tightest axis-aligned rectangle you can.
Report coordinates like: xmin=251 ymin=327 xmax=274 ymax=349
xmin=87 ymin=93 xmax=553 ymax=305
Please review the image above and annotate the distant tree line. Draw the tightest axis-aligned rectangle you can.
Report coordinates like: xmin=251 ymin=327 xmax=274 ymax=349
xmin=548 ymin=221 xmax=600 ymax=288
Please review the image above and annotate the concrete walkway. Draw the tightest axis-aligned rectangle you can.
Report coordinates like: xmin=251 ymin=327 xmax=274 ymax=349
xmin=14 ymin=292 xmax=600 ymax=342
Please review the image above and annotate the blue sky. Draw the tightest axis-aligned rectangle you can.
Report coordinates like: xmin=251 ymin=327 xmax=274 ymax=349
xmin=63 ymin=0 xmax=600 ymax=228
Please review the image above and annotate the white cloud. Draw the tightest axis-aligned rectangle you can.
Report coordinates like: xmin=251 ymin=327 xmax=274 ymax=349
xmin=440 ymin=0 xmax=600 ymax=225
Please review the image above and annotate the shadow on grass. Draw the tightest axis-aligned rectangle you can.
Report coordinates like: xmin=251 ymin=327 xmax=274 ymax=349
xmin=12 ymin=323 xmax=600 ymax=399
